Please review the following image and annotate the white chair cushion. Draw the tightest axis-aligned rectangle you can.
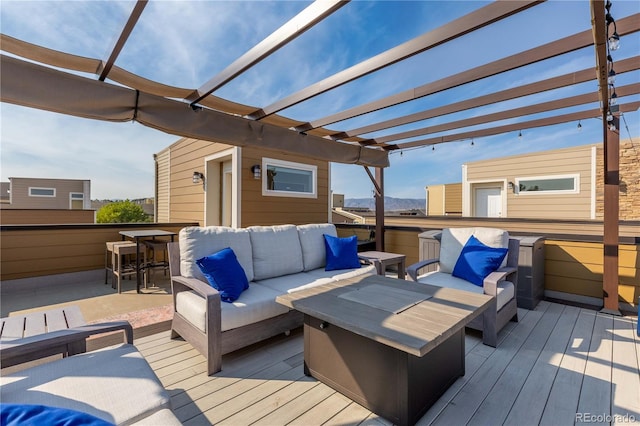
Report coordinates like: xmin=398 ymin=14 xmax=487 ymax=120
xmin=0 ymin=344 xmax=171 ymax=425
xmin=180 ymin=226 xmax=254 ymax=282
xmin=439 ymin=227 xmax=509 ymax=273
xmin=255 ymin=272 xmax=335 ymax=294
xmin=418 ymin=271 xmax=515 ymax=311
xmin=248 ymin=225 xmax=304 ymax=280
xmin=306 ymin=264 xmax=377 ymax=282
xmin=175 ymin=285 xmax=289 ymax=333
xmin=297 ymin=223 xmax=337 ymax=271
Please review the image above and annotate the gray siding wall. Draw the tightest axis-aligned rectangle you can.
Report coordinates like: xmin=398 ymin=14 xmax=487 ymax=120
xmin=5 ymin=178 xmax=90 ymax=210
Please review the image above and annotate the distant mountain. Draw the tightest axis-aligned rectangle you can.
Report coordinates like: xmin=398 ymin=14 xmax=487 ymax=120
xmin=344 ymin=197 xmax=425 ymax=211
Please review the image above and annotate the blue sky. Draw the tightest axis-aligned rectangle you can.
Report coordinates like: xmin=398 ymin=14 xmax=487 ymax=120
xmin=1 ymin=0 xmax=638 ymax=200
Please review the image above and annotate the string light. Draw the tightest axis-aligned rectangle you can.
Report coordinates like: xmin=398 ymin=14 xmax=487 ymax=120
xmin=470 ymin=138 xmax=475 ymax=146
xmin=577 ymin=120 xmax=582 ymax=131
xmin=518 ymin=130 xmax=522 ymax=139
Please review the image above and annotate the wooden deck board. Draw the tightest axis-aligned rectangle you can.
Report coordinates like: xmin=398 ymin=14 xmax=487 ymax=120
xmin=130 ymin=302 xmax=639 ymax=426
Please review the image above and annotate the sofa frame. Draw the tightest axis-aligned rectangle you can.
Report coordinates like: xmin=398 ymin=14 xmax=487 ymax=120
xmin=167 ymin=242 xmax=303 ymax=375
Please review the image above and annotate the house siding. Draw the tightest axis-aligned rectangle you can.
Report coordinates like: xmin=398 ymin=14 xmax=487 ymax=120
xmin=4 ymin=178 xmax=90 ymax=210
xmin=466 ymin=145 xmax=596 ymax=219
xmin=162 ymin=139 xmax=329 ymax=227
xmin=155 ymin=148 xmax=170 ymax=223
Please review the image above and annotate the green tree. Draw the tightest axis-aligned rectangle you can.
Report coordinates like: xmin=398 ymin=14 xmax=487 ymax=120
xmin=96 ymin=200 xmax=151 ymax=223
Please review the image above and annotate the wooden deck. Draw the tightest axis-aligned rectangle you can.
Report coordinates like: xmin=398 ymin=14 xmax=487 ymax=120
xmin=134 ymin=301 xmax=640 ymax=426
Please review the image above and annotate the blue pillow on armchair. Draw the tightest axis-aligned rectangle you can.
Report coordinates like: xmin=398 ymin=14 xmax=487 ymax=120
xmin=323 ymin=234 xmax=361 ymax=271
xmin=196 ymin=247 xmax=249 ymax=302
xmin=452 ymin=235 xmax=508 ymax=287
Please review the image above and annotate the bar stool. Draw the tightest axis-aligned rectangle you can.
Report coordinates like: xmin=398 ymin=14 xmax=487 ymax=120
xmin=143 ymin=239 xmax=169 ymax=287
xmin=112 ymin=242 xmax=147 ymax=293
xmin=105 ymin=241 xmax=133 ymax=285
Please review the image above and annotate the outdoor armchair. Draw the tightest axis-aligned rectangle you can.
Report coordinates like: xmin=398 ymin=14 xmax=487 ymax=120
xmin=407 ymin=227 xmax=519 ymax=347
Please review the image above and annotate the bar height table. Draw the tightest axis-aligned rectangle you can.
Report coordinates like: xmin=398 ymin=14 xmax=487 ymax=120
xmin=119 ymin=229 xmax=176 ymax=293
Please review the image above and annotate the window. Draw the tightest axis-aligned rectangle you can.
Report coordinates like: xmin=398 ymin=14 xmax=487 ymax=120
xmin=262 ymin=158 xmax=317 ymax=198
xmin=516 ymin=174 xmax=579 ymax=194
xmin=29 ymin=187 xmax=55 ymax=197
xmin=70 ymin=192 xmax=84 ymax=209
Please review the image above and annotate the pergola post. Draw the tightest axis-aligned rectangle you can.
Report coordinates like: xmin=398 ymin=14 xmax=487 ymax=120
xmin=375 ymin=167 xmax=385 ymax=252
xmin=602 ymin=115 xmax=621 ymax=314
xmin=590 ymin=0 xmax=621 ymax=315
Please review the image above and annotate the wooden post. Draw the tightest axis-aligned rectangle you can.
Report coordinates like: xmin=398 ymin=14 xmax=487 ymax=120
xmin=602 ymin=115 xmax=621 ymax=314
xmin=375 ymin=167 xmax=385 ymax=252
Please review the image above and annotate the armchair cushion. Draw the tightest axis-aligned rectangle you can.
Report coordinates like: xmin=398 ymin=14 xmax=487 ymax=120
xmin=452 ymin=235 xmax=508 ymax=286
xmin=418 ymin=271 xmax=515 ymax=311
xmin=439 ymin=227 xmax=509 ymax=273
xmin=0 ymin=404 xmax=112 ymax=426
xmin=323 ymin=234 xmax=361 ymax=271
xmin=196 ymin=247 xmax=249 ymax=303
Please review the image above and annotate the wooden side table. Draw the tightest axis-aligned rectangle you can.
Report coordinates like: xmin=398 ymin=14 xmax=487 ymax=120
xmin=358 ymin=251 xmax=406 ymax=279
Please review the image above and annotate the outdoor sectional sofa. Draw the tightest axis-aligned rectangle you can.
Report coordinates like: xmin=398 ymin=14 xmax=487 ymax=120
xmin=167 ymin=223 xmax=376 ymax=375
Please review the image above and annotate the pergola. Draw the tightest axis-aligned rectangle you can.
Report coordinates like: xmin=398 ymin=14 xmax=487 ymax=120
xmin=1 ymin=0 xmax=638 ymax=312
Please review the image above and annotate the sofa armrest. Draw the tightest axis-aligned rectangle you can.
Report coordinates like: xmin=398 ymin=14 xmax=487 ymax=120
xmin=407 ymin=258 xmax=440 ymax=282
xmin=483 ymin=266 xmax=518 ymax=296
xmin=172 ymin=275 xmax=220 ymax=301
xmin=0 ymin=321 xmax=133 ymax=367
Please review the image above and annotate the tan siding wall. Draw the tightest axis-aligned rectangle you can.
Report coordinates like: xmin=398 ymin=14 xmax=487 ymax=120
xmin=241 ymin=147 xmax=329 ymax=226
xmin=467 ymin=145 xmax=596 ymax=219
xmin=164 ymin=139 xmax=330 ymax=227
xmin=0 ymin=224 xmax=192 ymax=280
xmin=444 ymin=183 xmax=462 ymax=215
xmin=544 ymin=240 xmax=639 ymax=304
xmin=427 ymin=185 xmax=444 ymax=215
xmin=168 ymin=138 xmax=230 ymax=225
xmin=156 ymin=149 xmax=170 ymax=223
xmin=7 ymin=179 xmax=88 ymax=210
xmin=0 ymin=209 xmax=95 ymax=224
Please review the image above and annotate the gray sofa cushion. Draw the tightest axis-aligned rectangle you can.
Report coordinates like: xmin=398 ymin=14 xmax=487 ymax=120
xmin=0 ymin=343 xmax=171 ymax=425
xmin=176 ymin=285 xmax=289 ymax=332
xmin=297 ymin=223 xmax=337 ymax=271
xmin=180 ymin=226 xmax=254 ymax=282
xmin=255 ymin=271 xmax=335 ymax=294
xmin=248 ymin=225 xmax=304 ymax=280
xmin=306 ymin=264 xmax=377 ymax=282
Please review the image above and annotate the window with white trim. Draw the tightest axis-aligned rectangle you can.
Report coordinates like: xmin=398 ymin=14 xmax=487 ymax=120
xmin=516 ymin=174 xmax=579 ymax=194
xmin=262 ymin=158 xmax=317 ymax=198
xmin=29 ymin=187 xmax=56 ymax=197
xmin=70 ymin=192 xmax=84 ymax=209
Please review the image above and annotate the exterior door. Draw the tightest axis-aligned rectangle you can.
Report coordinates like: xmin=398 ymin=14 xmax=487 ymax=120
xmin=221 ymin=161 xmax=232 ymax=227
xmin=475 ymin=187 xmax=502 ymax=217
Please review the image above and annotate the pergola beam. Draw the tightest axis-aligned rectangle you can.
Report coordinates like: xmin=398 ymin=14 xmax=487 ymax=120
xmin=186 ymin=0 xmax=348 ymax=105
xmin=247 ymin=0 xmax=543 ymax=121
xmin=302 ymin=13 xmax=639 ymax=132
xmin=370 ymin=82 xmax=640 ymax=146
xmin=332 ymin=56 xmax=640 ymax=140
xmin=98 ymin=0 xmax=148 ymax=81
xmin=390 ymin=101 xmax=640 ymax=151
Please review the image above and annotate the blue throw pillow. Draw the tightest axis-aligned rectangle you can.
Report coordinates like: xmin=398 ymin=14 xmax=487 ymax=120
xmin=0 ymin=403 xmax=113 ymax=426
xmin=196 ymin=247 xmax=249 ymax=302
xmin=323 ymin=234 xmax=361 ymax=271
xmin=452 ymin=235 xmax=508 ymax=287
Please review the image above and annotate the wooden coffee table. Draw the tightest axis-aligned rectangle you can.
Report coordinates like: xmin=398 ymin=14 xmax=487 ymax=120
xmin=276 ymin=274 xmax=492 ymax=426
